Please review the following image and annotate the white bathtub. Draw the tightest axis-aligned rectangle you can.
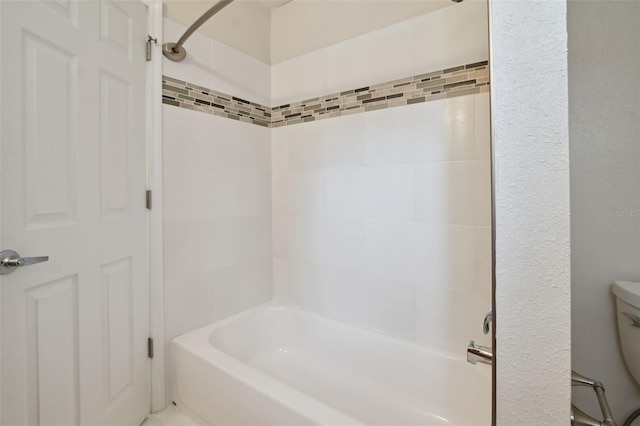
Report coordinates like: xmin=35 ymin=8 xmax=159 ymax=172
xmin=171 ymin=303 xmax=491 ymax=426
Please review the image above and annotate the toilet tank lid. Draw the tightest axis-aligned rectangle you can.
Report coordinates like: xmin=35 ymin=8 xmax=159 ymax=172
xmin=612 ymin=281 xmax=640 ymax=309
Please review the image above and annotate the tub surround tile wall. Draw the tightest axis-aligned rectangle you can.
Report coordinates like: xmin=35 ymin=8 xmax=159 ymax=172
xmin=163 ymin=107 xmax=272 ymax=341
xmin=162 ymin=106 xmax=273 ymax=404
xmin=161 ymin=61 xmax=489 ymax=128
xmin=161 ymin=0 xmax=490 ymax=403
xmin=267 ymin=0 xmax=491 ymax=354
xmin=272 ymin=93 xmax=493 ymax=353
xmin=160 ymin=77 xmax=492 ymax=354
xmin=163 ymin=18 xmax=270 ymax=106
xmin=162 ymin=17 xmax=272 ymax=405
xmin=271 ymin=0 xmax=488 ymax=105
xmin=162 ymin=76 xmax=272 ymax=127
xmin=269 ymin=61 xmax=489 ymax=127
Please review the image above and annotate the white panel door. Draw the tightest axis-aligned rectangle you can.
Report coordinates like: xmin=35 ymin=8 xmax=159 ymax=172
xmin=0 ymin=1 xmax=149 ymax=425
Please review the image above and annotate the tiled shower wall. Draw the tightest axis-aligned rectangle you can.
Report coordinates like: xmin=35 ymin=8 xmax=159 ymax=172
xmin=271 ymin=0 xmax=492 ymax=352
xmin=272 ymin=94 xmax=492 ymax=352
xmin=161 ymin=0 xmax=491 ymax=404
xmin=162 ymin=18 xmax=272 ymax=402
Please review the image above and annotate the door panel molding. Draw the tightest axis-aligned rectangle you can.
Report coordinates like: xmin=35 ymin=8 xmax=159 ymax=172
xmin=0 ymin=1 xmax=157 ymax=424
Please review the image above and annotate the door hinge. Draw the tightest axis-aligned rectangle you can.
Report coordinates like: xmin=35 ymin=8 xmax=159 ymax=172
xmin=146 ymin=35 xmax=157 ymax=62
xmin=146 ymin=190 xmax=152 ymax=210
xmin=148 ymin=337 xmax=154 ymax=359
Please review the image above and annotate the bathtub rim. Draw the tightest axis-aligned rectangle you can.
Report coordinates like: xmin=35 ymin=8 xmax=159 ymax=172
xmin=171 ymin=301 xmax=491 ymax=425
xmin=178 ymin=301 xmax=488 ymax=366
xmin=171 ymin=308 xmax=365 ymax=426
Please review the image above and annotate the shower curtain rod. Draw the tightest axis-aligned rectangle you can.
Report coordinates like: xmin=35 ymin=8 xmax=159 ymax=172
xmin=163 ymin=0 xmax=235 ymax=62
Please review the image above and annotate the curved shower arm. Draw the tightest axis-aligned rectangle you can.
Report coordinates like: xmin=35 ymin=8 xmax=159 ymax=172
xmin=163 ymin=0 xmax=234 ymax=62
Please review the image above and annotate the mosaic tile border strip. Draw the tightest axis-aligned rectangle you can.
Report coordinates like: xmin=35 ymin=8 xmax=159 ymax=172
xmin=162 ymin=77 xmax=271 ymax=127
xmin=162 ymin=60 xmax=489 ymax=128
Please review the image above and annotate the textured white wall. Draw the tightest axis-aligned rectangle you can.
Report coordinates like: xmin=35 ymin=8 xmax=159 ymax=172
xmin=569 ymin=1 xmax=640 ymax=420
xmin=491 ymin=1 xmax=571 ymax=423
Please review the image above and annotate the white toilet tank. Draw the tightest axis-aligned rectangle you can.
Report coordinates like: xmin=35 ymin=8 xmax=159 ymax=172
xmin=612 ymin=281 xmax=640 ymax=386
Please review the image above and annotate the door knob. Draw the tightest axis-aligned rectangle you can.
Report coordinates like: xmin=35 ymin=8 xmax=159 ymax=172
xmin=0 ymin=250 xmax=49 ymax=274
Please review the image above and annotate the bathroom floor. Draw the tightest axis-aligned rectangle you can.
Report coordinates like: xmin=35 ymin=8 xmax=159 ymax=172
xmin=141 ymin=407 xmax=198 ymax=426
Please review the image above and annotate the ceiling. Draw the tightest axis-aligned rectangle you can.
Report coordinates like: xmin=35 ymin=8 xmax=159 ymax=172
xmin=163 ymin=0 xmax=272 ymax=63
xmin=163 ymin=0 xmax=454 ymax=64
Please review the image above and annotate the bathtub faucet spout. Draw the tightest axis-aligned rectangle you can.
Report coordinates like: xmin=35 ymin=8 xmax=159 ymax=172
xmin=467 ymin=340 xmax=492 ymax=366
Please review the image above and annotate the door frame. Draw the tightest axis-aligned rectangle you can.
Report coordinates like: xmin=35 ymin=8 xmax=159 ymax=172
xmin=142 ymin=0 xmax=165 ymax=414
xmin=487 ymin=0 xmax=496 ymax=423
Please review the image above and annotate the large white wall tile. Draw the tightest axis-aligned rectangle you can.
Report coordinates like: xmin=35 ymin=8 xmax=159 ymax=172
xmin=275 ymin=114 xmax=366 ymax=171
xmin=210 ymin=218 xmax=251 ymax=271
xmin=211 ymin=39 xmax=271 ymax=106
xmin=320 ymin=114 xmax=366 ymax=168
xmin=163 ymin=106 xmax=221 ymax=166
xmin=163 ymin=97 xmax=272 ymax=405
xmin=211 ymin=260 xmax=273 ymax=320
xmin=415 ymin=160 xmax=491 ymax=226
xmin=271 ymin=1 xmax=488 ymax=106
xmin=365 ymin=220 xmax=491 ymax=290
xmin=271 ymin=92 xmax=491 ymax=344
xmin=323 ymin=268 xmax=415 ymax=339
xmin=412 ymin=1 xmax=488 ymax=75
xmin=286 ymin=120 xmax=329 ymax=170
xmin=323 ymin=220 xmax=366 ymax=271
xmin=442 ymin=96 xmax=477 ymax=161
xmin=163 ymin=163 xmax=213 ymax=222
xmin=164 ymin=18 xmax=270 ymax=105
xmin=272 ymin=215 xmax=295 ymax=259
xmin=163 ymin=106 xmax=271 ymax=169
xmin=289 ymin=171 xmax=317 ymax=205
xmin=271 ymin=51 xmax=325 ymax=106
xmin=414 ymin=285 xmax=491 ymax=354
xmin=273 ymin=258 xmax=327 ymax=312
xmin=364 ymin=96 xmax=478 ymax=165
xmin=364 ymin=105 xmax=429 ymax=165
xmin=163 ymin=220 xmax=217 ymax=282
xmin=271 ymin=129 xmax=290 ymax=172
xmin=163 ymin=18 xmax=213 ymax=90
xmin=271 ymin=172 xmax=288 ymax=215
xmin=475 ymin=93 xmax=491 ymax=160
xmin=214 ymin=120 xmax=271 ymax=169
xmin=364 ymin=220 xmax=432 ymax=283
xmin=324 ymin=23 xmax=413 ymax=95
xmin=291 ymin=216 xmax=328 ymax=265
xmin=248 ymin=217 xmax=272 ymax=262
xmin=364 ymin=165 xmax=415 ymax=221
xmin=323 ymin=167 xmax=369 ymax=220
xmin=211 ymin=169 xmax=271 ymax=218
xmin=164 ymin=271 xmax=217 ymax=340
